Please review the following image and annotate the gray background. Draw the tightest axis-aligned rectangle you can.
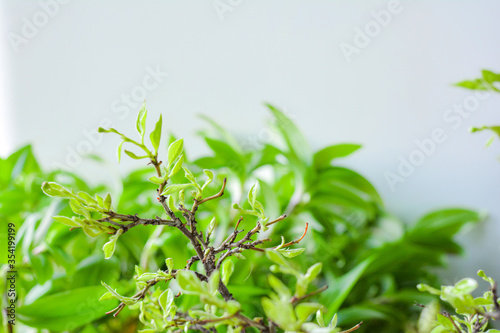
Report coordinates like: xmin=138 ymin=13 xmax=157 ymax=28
xmin=1 ymin=0 xmax=499 ymax=283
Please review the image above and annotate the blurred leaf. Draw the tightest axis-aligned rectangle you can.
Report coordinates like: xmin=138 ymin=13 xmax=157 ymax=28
xmin=136 ymin=102 xmax=147 ymax=140
xmin=313 ymin=144 xmax=362 ymax=170
xmin=406 ymin=209 xmax=482 ymax=253
xmin=18 ymin=285 xmax=118 ymax=331
xmin=266 ymin=104 xmax=311 ymax=165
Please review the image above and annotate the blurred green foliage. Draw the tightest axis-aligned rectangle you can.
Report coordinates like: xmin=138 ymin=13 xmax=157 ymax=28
xmin=416 ymin=270 xmax=500 ymax=333
xmin=0 ymin=106 xmax=482 ymax=332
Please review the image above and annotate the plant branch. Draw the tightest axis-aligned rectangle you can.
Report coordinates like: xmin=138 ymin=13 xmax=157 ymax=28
xmin=290 ymin=285 xmax=328 ymax=304
xmin=192 ymin=178 xmax=227 ymax=212
xmin=340 ymin=322 xmax=363 ymax=333
xmin=99 ymin=211 xmax=175 ymax=232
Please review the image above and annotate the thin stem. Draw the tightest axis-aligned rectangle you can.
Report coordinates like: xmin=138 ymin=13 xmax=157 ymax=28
xmin=275 ymin=223 xmax=308 ymax=248
xmin=340 ymin=322 xmax=363 ymax=333
xmin=291 ymin=285 xmax=328 ymax=304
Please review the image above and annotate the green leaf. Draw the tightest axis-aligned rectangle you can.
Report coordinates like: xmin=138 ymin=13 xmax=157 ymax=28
xmin=176 ymin=270 xmax=205 ymax=295
xmin=201 ymin=169 xmax=214 ymax=191
xmin=208 ymin=270 xmax=220 ymax=294
xmin=101 ymin=281 xmax=137 ymax=305
xmin=268 ymin=275 xmax=291 ymax=299
xmin=77 ymin=191 xmax=98 ymax=205
xmin=221 ymin=259 xmax=235 ymax=285
xmin=136 ymin=102 xmax=147 ymax=140
xmin=53 ymin=216 xmax=81 ymax=228
xmin=317 ymin=309 xmax=326 ymax=327
xmin=313 ymin=144 xmax=362 ymax=170
xmin=124 ymin=150 xmax=148 ymax=160
xmin=266 ymin=250 xmax=291 ymax=268
xmin=266 ymin=104 xmax=311 ymax=166
xmin=98 ymin=127 xmax=121 ymax=135
xmin=69 ymin=199 xmax=91 ymax=219
xmin=455 ymin=79 xmax=489 ymax=91
xmin=117 ymin=141 xmax=125 ymax=163
xmin=478 ymin=270 xmax=495 ymax=287
xmin=161 ymin=184 xmax=193 ymax=196
xmin=150 ymin=114 xmax=162 ymax=154
xmin=102 ymin=229 xmax=123 ymax=259
xmin=305 ymin=262 xmax=323 ymax=283
xmin=149 ymin=176 xmax=165 ymax=185
xmin=104 ymin=193 xmax=112 ymax=210
xmin=407 ymin=209 xmax=482 ymax=253
xmin=41 ymin=182 xmax=71 ymax=197
xmin=277 ymin=248 xmax=305 ymax=258
xmin=169 ymin=154 xmax=184 ymax=177
xmin=159 ymin=289 xmax=175 ymax=318
xmin=248 ymin=183 xmax=258 ymax=207
xmin=295 ymin=303 xmax=323 ymax=323
xmin=167 ymin=139 xmax=184 ymax=166
xmin=470 ymin=126 xmax=500 ymax=146
xmin=204 ymin=137 xmax=246 ymax=177
xmin=325 ymin=257 xmax=373 ymax=316
xmin=165 ymin=258 xmax=174 ymax=272
xmin=17 ymin=285 xmax=118 ymax=331
xmin=482 ymin=69 xmax=500 ymax=84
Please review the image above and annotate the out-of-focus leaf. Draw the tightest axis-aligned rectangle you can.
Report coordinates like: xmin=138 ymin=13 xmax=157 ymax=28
xmin=313 ymin=144 xmax=362 ymax=170
xmin=17 ymin=285 xmax=118 ymax=331
xmin=406 ymin=209 xmax=482 ymax=253
xmin=266 ymin=104 xmax=311 ymax=167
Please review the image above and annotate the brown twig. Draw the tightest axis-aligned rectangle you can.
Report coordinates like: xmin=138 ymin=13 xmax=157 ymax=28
xmin=291 ymin=285 xmax=328 ymax=304
xmin=274 ymin=223 xmax=308 ymax=248
xmin=266 ymin=214 xmax=287 ymax=227
xmin=196 ymin=178 xmax=227 ymax=207
xmin=340 ymin=322 xmax=363 ymax=333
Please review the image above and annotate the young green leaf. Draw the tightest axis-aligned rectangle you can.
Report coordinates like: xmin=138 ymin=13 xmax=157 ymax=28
xmin=150 ymin=114 xmax=162 ymax=154
xmin=136 ymin=102 xmax=147 ymax=141
xmin=104 ymin=193 xmax=112 ymax=210
xmin=41 ymin=182 xmax=71 ymax=197
xmin=53 ymin=216 xmax=81 ymax=228
xmin=158 ymin=289 xmax=174 ymax=318
xmin=169 ymin=154 xmax=184 ymax=177
xmin=277 ymin=248 xmax=305 ymax=258
xmin=161 ymin=183 xmax=193 ymax=196
xmin=201 ymin=169 xmax=214 ymax=192
xmin=221 ymin=259 xmax=235 ymax=285
xmin=117 ymin=141 xmax=125 ymax=163
xmin=101 ymin=281 xmax=137 ymax=305
xmin=167 ymin=139 xmax=184 ymax=166
xmin=124 ymin=150 xmax=148 ymax=160
xmin=148 ymin=176 xmax=165 ymax=185
xmin=165 ymin=258 xmax=174 ymax=273
xmin=69 ymin=199 xmax=91 ymax=219
xmin=295 ymin=303 xmax=323 ymax=323
xmin=102 ymin=229 xmax=123 ymax=259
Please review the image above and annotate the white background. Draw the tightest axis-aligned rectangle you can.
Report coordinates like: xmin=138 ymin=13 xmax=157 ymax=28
xmin=1 ymin=0 xmax=500 ymax=283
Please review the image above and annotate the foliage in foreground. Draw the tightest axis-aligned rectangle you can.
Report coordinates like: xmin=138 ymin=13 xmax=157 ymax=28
xmin=39 ymin=105 xmax=362 ymax=333
xmin=417 ymin=271 xmax=500 ymax=333
xmin=0 ymin=103 xmax=482 ymax=332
